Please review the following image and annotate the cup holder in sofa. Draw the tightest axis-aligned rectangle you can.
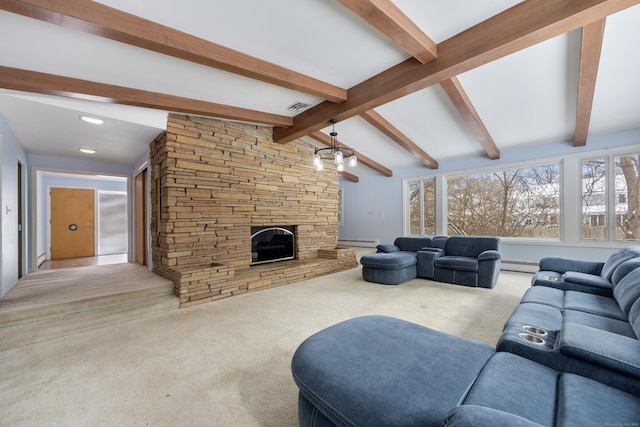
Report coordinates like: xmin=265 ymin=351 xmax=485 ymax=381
xmin=522 ymin=325 xmax=547 ymax=336
xmin=518 ymin=333 xmax=545 ymax=345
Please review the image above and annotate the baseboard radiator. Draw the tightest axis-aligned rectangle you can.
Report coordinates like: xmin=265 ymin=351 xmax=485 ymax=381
xmin=338 ymin=239 xmax=380 ymax=248
xmin=501 ymin=260 xmax=538 ymax=273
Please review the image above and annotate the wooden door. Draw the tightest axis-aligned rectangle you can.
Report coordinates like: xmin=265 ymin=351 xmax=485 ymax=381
xmin=51 ymin=188 xmax=95 ymax=259
xmin=134 ymin=169 xmax=148 ymax=266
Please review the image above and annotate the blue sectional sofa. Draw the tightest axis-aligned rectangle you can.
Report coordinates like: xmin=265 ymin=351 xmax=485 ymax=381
xmin=530 ymin=246 xmax=640 ymax=296
xmin=291 ymin=246 xmax=640 ymax=426
xmin=498 ymin=249 xmax=640 ymax=394
xmin=291 ymin=315 xmax=640 ymax=427
xmin=360 ymin=237 xmax=432 ymax=285
xmin=360 ymin=236 xmax=501 ymax=287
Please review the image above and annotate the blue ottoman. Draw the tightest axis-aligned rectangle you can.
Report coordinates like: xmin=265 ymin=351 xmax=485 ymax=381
xmin=360 ymin=252 xmax=417 ymax=285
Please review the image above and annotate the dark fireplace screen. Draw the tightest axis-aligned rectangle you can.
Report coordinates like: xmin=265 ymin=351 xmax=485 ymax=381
xmin=251 ymin=226 xmax=296 ymax=265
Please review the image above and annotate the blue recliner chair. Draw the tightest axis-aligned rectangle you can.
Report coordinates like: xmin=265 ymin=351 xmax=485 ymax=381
xmin=431 ymin=236 xmax=501 ymax=288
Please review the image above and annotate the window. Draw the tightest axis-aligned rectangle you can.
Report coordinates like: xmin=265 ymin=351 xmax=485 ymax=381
xmin=582 ymin=158 xmax=607 ymax=239
xmin=582 ymin=154 xmax=639 ymax=241
xmin=447 ymin=163 xmax=560 ymax=238
xmin=406 ymin=179 xmax=435 ymax=236
xmin=615 ymin=154 xmax=639 ymax=240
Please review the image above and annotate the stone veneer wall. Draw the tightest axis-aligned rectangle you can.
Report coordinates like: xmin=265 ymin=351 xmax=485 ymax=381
xmin=150 ymin=114 xmax=356 ymax=307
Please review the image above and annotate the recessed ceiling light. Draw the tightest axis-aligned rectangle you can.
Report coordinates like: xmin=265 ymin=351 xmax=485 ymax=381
xmin=79 ymin=148 xmax=97 ymax=154
xmin=79 ymin=115 xmax=104 ymax=125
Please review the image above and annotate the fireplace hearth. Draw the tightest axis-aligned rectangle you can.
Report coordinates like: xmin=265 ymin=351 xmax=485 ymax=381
xmin=251 ymin=226 xmax=296 ymax=265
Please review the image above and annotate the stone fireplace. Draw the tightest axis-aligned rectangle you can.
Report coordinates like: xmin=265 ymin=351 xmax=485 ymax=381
xmin=150 ymin=114 xmax=357 ymax=307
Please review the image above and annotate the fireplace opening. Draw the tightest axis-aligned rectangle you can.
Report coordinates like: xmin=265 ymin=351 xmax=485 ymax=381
xmin=251 ymin=226 xmax=296 ymax=266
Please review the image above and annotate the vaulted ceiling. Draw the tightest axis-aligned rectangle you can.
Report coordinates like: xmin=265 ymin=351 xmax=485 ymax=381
xmin=1 ymin=0 xmax=638 ymax=180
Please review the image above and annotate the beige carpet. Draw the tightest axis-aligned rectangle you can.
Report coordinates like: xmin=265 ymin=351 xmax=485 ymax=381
xmin=0 ymin=265 xmax=531 ymax=426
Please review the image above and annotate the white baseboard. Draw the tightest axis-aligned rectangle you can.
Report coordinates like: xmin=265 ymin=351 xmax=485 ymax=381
xmin=338 ymin=239 xmax=380 ymax=248
xmin=501 ymin=260 xmax=538 ymax=273
xmin=37 ymin=253 xmax=47 ymax=267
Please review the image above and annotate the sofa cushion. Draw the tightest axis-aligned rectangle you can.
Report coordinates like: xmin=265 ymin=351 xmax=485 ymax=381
xmin=601 ymin=246 xmax=640 ymax=282
xmin=430 ymin=236 xmax=448 ymax=249
xmin=360 ymin=252 xmax=416 ymax=270
xmin=443 ymin=405 xmax=544 ymax=427
xmin=611 ymin=257 xmax=640 ymax=287
xmin=393 ymin=237 xmax=432 ymax=253
xmin=563 ymin=310 xmax=637 ymax=338
xmin=613 ymin=266 xmax=640 ymax=316
xmin=558 ymin=323 xmax=640 ymax=379
xmin=291 ymin=315 xmax=494 ymax=427
xmin=557 ymin=373 xmax=640 ymax=427
xmin=520 ymin=286 xmax=564 ymax=308
xmin=444 ymin=236 xmax=499 ymax=258
xmin=435 ymin=256 xmax=478 ymax=272
xmin=462 ymin=352 xmax=558 ymax=426
xmin=628 ymin=297 xmax=640 ymax=339
xmin=563 ymin=291 xmax=625 ymax=320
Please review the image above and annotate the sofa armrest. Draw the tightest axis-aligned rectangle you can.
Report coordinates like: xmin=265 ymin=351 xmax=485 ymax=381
xmin=478 ymin=250 xmax=501 ymax=261
xmin=558 ymin=323 xmax=640 ymax=379
xmin=444 ymin=405 xmax=544 ymax=427
xmin=417 ymin=249 xmax=444 ymax=279
xmin=538 ymin=257 xmax=604 ymax=275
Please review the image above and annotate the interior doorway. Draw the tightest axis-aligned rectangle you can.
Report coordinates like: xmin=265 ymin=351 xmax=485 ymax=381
xmin=38 ymin=172 xmax=129 ymax=268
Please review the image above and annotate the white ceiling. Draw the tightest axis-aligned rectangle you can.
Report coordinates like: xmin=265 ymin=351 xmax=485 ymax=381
xmin=0 ymin=1 xmax=638 ymax=176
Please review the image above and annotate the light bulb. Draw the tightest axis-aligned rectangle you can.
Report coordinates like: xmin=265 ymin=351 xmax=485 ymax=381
xmin=349 ymin=155 xmax=358 ymax=167
xmin=335 ymin=150 xmax=344 ymax=165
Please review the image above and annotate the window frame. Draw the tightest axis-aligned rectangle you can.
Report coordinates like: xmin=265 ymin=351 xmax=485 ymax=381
xmin=401 ymin=145 xmax=639 ymax=247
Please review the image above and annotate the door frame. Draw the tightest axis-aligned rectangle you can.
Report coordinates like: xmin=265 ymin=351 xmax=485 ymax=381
xmin=17 ymin=160 xmax=26 ymax=278
xmin=134 ymin=168 xmax=148 ymax=266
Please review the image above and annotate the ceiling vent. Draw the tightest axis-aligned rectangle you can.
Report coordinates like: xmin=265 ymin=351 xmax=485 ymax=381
xmin=288 ymin=101 xmax=311 ymax=112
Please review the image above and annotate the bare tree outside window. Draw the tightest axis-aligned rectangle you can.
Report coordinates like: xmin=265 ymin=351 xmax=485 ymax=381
xmin=423 ymin=180 xmax=435 ymax=235
xmin=408 ymin=181 xmax=420 ymax=235
xmin=582 ymin=158 xmax=607 ymax=239
xmin=582 ymin=154 xmax=639 ymax=241
xmin=447 ymin=164 xmax=560 ymax=238
xmin=616 ymin=154 xmax=640 ymax=240
xmin=407 ymin=179 xmax=435 ymax=236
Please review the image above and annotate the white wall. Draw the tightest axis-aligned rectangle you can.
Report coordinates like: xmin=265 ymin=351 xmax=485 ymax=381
xmin=0 ymin=114 xmax=28 ymax=297
xmin=339 ymin=128 xmax=640 ymax=269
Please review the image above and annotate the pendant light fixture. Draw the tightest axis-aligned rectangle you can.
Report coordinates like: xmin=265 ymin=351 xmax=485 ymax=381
xmin=312 ymin=119 xmax=357 ymax=172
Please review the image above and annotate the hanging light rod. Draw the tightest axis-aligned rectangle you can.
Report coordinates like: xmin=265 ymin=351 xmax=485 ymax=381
xmin=312 ymin=119 xmax=357 ymax=172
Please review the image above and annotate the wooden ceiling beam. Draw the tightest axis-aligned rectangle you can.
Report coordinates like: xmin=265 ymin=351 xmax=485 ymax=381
xmin=274 ymin=0 xmax=639 ymax=144
xmin=309 ymin=131 xmax=393 ymax=177
xmin=0 ymin=66 xmax=292 ymax=127
xmin=440 ymin=77 xmax=500 ymax=159
xmin=337 ymin=0 xmax=437 ymax=63
xmin=339 ymin=171 xmax=359 ymax=183
xmin=575 ymin=19 xmax=606 ymax=147
xmin=360 ymin=110 xmax=438 ymax=169
xmin=1 ymin=0 xmax=347 ymax=103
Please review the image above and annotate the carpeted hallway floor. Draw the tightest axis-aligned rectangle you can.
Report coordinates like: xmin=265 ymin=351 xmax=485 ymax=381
xmin=0 ymin=264 xmax=531 ymax=426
